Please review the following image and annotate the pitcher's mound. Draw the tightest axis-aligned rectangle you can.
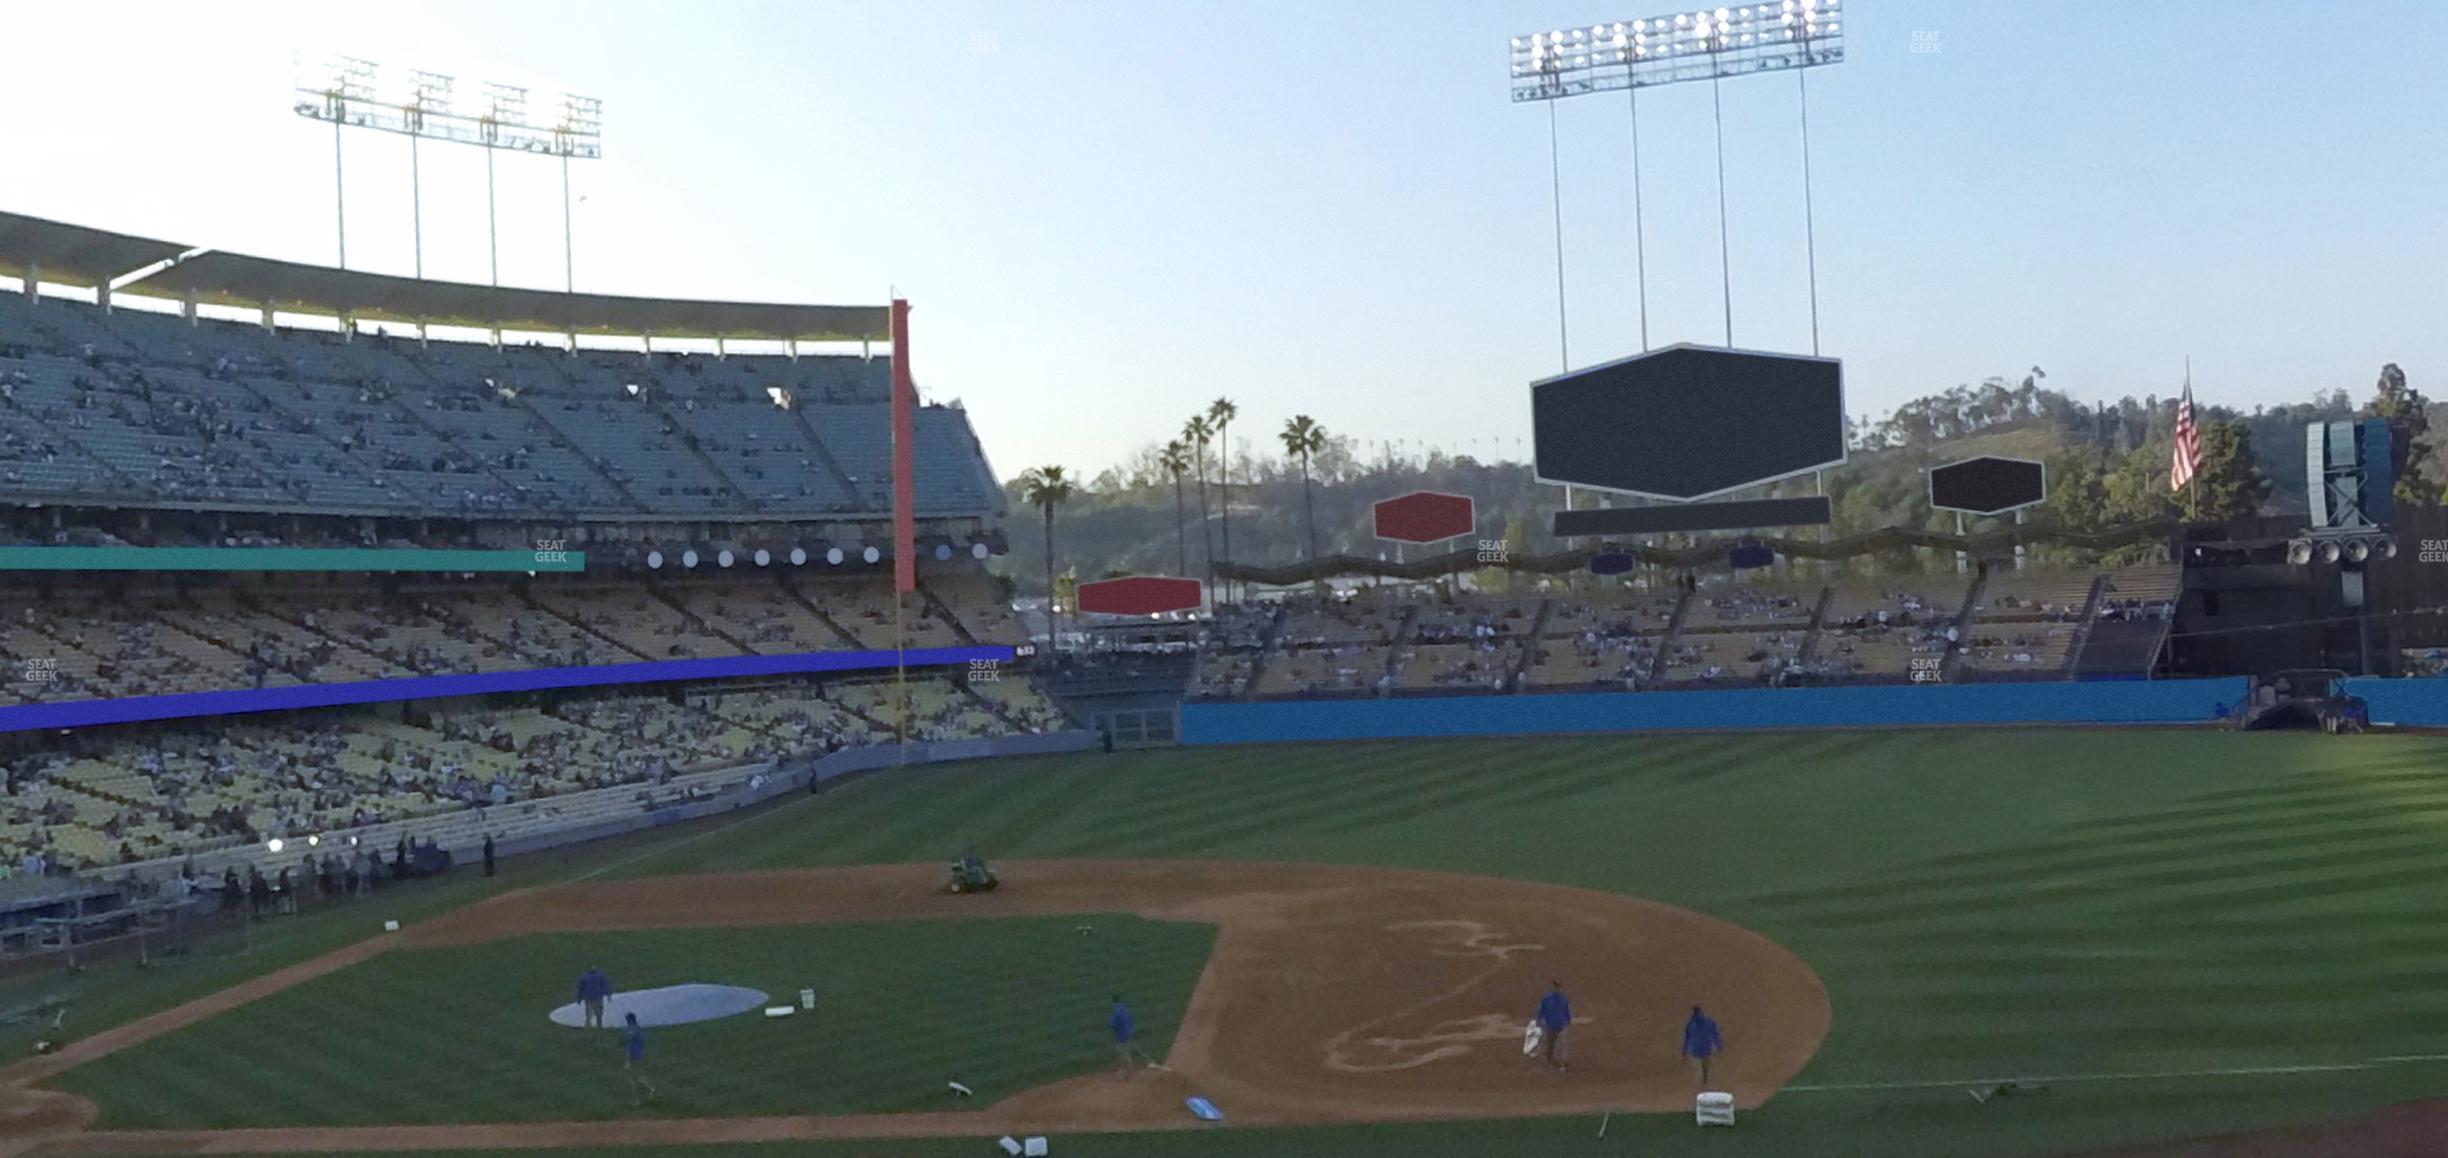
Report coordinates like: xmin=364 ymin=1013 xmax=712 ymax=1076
xmin=549 ymin=984 xmax=768 ymax=1028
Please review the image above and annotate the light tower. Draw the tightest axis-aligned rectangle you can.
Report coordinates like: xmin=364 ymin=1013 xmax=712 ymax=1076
xmin=293 ymin=54 xmax=603 ymax=293
xmin=1507 ymin=1 xmax=1845 ymax=363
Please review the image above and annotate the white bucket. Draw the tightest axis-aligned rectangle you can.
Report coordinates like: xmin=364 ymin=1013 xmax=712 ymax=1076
xmin=800 ymin=988 xmax=815 ymax=1009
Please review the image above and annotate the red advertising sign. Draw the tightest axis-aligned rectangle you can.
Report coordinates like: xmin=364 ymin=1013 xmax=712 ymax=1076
xmin=1075 ymin=576 xmax=1204 ymax=616
xmin=1372 ymin=491 xmax=1476 ymax=544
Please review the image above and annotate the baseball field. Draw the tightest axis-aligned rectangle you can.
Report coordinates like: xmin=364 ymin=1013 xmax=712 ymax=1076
xmin=5 ymin=726 xmax=2448 ymax=1156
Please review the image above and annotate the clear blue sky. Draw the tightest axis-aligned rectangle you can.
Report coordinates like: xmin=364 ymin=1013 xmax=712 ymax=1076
xmin=6 ymin=1 xmax=2441 ymax=480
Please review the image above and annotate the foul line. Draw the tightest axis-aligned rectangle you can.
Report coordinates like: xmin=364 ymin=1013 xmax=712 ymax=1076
xmin=1784 ymin=1053 xmax=2448 ymax=1094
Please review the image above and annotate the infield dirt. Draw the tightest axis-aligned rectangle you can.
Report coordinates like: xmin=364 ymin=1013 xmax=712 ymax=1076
xmin=0 ymin=860 xmax=1829 ymax=1154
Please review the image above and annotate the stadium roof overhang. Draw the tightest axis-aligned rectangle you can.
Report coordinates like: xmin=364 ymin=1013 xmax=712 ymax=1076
xmin=0 ymin=211 xmax=190 ymax=287
xmin=0 ymin=210 xmax=890 ymax=343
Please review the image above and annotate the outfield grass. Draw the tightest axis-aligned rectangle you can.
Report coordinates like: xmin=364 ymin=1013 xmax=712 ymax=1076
xmin=53 ymin=915 xmax=1213 ymax=1128
xmin=33 ymin=728 xmax=2448 ymax=1156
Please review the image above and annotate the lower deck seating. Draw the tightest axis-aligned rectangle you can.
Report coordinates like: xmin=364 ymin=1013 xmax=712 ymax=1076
xmin=0 ymin=671 xmax=1067 ymax=872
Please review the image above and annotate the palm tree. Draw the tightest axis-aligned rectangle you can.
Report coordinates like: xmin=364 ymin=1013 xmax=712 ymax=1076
xmin=1206 ymin=396 xmax=1239 ymax=603
xmin=1182 ymin=414 xmax=1214 ymax=586
xmin=1158 ymin=439 xmax=1192 ymax=576
xmin=1280 ymin=415 xmax=1329 ymax=596
xmin=1017 ymin=465 xmax=1075 ymax=647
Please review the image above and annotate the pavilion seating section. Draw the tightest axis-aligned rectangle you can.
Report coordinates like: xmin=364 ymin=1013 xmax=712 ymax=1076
xmin=1663 ymin=629 xmax=1808 ymax=682
xmin=1252 ymin=645 xmax=1380 ymax=696
xmin=1272 ymin=593 xmax=1407 ymax=649
xmin=1391 ymin=643 xmax=1514 ymax=691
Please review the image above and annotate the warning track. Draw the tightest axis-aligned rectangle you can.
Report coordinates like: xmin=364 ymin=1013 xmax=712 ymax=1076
xmin=0 ymin=860 xmax=1829 ymax=1154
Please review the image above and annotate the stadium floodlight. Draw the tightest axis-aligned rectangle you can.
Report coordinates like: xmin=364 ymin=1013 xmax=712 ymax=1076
xmin=1509 ymin=0 xmax=1841 ymax=101
xmin=293 ymin=52 xmax=603 ymax=291
xmin=1510 ymin=0 xmax=1843 ymax=368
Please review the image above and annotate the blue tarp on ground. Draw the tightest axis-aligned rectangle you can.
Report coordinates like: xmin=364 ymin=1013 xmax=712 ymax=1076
xmin=1181 ymin=678 xmax=2250 ymax=745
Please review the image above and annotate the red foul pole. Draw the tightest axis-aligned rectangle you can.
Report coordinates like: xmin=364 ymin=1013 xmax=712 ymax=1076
xmin=890 ymin=298 xmax=917 ymax=594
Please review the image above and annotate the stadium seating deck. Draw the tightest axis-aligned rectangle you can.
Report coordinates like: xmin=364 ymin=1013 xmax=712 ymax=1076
xmin=0 ymin=572 xmax=1015 ymax=703
xmin=0 ymin=674 xmax=1067 ymax=872
xmin=0 ymin=295 xmax=999 ymax=519
xmin=1198 ymin=564 xmax=2176 ymax=694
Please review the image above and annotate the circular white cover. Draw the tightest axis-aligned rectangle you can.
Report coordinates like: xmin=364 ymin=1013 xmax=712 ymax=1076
xmin=549 ymin=983 xmax=768 ymax=1028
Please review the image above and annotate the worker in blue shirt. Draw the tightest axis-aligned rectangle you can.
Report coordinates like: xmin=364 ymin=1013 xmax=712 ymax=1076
xmin=1684 ymin=1005 xmax=1724 ymax=1086
xmin=1110 ymin=995 xmax=1145 ymax=1079
xmin=623 ymin=1012 xmax=656 ymax=1105
xmin=577 ymin=967 xmax=611 ymax=1029
xmin=1535 ymin=981 xmax=1572 ymax=1070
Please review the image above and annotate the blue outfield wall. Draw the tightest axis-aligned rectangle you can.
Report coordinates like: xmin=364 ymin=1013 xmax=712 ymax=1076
xmin=1181 ymin=678 xmax=2252 ymax=745
xmin=0 ymin=645 xmax=1013 ymax=735
xmin=2344 ymin=678 xmax=2448 ymax=728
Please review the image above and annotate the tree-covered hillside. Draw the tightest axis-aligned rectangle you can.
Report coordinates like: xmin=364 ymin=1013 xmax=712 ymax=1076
xmin=992 ymin=366 xmax=2442 ymax=593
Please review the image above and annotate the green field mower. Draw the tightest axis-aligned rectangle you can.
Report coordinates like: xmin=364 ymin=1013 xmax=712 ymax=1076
xmin=947 ymin=853 xmax=999 ymax=894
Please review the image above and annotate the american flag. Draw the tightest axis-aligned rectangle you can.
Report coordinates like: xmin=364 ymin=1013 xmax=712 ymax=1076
xmin=2169 ymin=381 xmax=2202 ymax=492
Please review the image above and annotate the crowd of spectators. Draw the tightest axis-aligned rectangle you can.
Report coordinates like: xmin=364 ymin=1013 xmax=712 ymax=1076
xmin=0 ymin=669 xmax=1068 ymax=875
xmin=0 ymin=292 xmax=995 ymax=520
xmin=1193 ymin=568 xmax=2173 ymax=698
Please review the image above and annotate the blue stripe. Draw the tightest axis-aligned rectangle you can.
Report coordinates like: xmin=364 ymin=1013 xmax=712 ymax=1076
xmin=1181 ymin=678 xmax=2249 ymax=744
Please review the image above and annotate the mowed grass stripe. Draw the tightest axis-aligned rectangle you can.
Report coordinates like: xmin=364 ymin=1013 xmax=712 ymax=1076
xmin=1034 ymin=742 xmax=1463 ymax=856
xmin=1744 ymin=818 xmax=2448 ymax=920
xmin=1015 ymin=745 xmax=1419 ymax=855
xmin=596 ymin=770 xmax=909 ymax=878
xmin=1444 ymin=735 xmax=1731 ymax=816
xmin=1748 ymin=787 xmax=2448 ymax=894
xmin=959 ymin=765 xmax=1134 ymax=856
xmin=820 ymin=767 xmax=1060 ymax=863
xmin=1284 ymin=740 xmax=1629 ymax=840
